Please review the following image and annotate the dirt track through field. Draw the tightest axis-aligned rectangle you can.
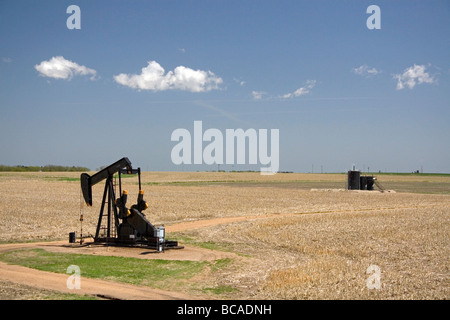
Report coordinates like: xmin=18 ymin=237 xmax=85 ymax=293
xmin=0 ymin=201 xmax=447 ymax=300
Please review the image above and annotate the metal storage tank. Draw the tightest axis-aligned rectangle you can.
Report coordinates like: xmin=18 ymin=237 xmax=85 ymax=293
xmin=347 ymin=170 xmax=360 ymax=190
xmin=360 ymin=176 xmax=368 ymax=190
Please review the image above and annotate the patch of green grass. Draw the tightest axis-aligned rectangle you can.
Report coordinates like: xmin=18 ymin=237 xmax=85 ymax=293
xmin=114 ymin=174 xmax=137 ymax=179
xmin=379 ymin=181 xmax=450 ymax=194
xmin=174 ymin=234 xmax=252 ymax=259
xmin=143 ymin=180 xmax=245 ymax=187
xmin=42 ymin=292 xmax=99 ymax=300
xmin=369 ymin=172 xmax=450 ymax=177
xmin=203 ymin=285 xmax=236 ymax=295
xmin=211 ymin=258 xmax=233 ymax=272
xmin=55 ymin=177 xmax=80 ymax=182
xmin=0 ymin=249 xmax=207 ymax=290
xmin=172 ymin=234 xmax=233 ymax=252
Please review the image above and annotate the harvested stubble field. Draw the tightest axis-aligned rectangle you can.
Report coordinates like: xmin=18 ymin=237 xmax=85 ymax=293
xmin=0 ymin=171 xmax=449 ymax=299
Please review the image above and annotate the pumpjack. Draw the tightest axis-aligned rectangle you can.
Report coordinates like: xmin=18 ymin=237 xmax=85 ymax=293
xmin=79 ymin=157 xmax=182 ymax=251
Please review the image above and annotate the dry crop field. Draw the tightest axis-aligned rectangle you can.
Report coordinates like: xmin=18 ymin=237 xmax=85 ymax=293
xmin=0 ymin=171 xmax=449 ymax=299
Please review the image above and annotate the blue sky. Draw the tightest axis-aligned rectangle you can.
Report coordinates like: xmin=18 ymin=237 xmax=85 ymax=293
xmin=0 ymin=0 xmax=449 ymax=173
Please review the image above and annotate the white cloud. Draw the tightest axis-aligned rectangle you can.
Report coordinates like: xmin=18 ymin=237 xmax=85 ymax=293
xmin=352 ymin=64 xmax=380 ymax=77
xmin=394 ymin=64 xmax=435 ymax=90
xmin=35 ymin=56 xmax=97 ymax=80
xmin=2 ymin=57 xmax=12 ymax=63
xmin=252 ymin=91 xmax=266 ymax=100
xmin=113 ymin=60 xmax=223 ymax=92
xmin=281 ymin=80 xmax=316 ymax=99
xmin=234 ymin=78 xmax=246 ymax=86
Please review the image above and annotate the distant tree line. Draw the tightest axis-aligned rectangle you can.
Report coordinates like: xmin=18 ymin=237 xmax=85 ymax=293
xmin=0 ymin=165 xmax=90 ymax=172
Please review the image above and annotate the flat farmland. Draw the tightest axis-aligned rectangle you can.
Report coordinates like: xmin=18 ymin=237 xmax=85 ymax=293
xmin=0 ymin=171 xmax=449 ymax=299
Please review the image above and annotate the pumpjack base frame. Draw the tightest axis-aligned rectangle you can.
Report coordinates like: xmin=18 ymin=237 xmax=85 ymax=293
xmin=93 ymin=237 xmax=184 ymax=251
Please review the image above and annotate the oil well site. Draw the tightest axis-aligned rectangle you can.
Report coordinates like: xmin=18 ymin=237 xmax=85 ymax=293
xmin=0 ymin=158 xmax=448 ymax=300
